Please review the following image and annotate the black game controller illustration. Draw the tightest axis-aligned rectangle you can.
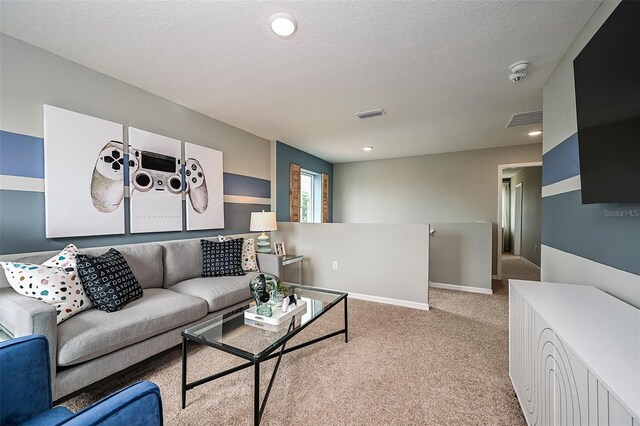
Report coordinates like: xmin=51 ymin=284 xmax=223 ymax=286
xmin=91 ymin=141 xmax=208 ymax=214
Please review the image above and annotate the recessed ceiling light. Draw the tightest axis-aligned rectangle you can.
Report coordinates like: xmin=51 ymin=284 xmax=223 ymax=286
xmin=363 ymin=146 xmax=374 ymax=151
xmin=528 ymin=130 xmax=542 ymax=136
xmin=270 ymin=13 xmax=297 ymax=39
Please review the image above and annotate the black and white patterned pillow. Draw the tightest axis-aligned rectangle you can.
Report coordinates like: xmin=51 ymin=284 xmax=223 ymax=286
xmin=76 ymin=249 xmax=143 ymax=312
xmin=201 ymin=239 xmax=246 ymax=277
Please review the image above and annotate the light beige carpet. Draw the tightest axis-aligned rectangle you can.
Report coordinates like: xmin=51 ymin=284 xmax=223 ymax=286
xmin=501 ymin=255 xmax=541 ymax=282
xmin=63 ymin=261 xmax=540 ymax=425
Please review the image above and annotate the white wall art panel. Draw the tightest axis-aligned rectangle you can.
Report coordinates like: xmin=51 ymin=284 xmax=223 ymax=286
xmin=184 ymin=142 xmax=224 ymax=230
xmin=44 ymin=105 xmax=124 ymax=237
xmin=128 ymin=127 xmax=182 ymax=233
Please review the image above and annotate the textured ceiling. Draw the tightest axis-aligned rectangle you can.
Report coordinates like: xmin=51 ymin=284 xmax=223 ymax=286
xmin=0 ymin=1 xmax=601 ymax=163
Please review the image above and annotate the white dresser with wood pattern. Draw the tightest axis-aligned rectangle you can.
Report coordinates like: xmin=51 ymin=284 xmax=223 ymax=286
xmin=509 ymin=280 xmax=640 ymax=425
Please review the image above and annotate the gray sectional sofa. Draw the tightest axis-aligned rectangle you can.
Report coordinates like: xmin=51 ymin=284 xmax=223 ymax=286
xmin=0 ymin=236 xmax=280 ymax=401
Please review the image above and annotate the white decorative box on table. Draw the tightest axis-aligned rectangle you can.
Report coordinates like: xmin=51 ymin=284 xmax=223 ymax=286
xmin=245 ymin=299 xmax=307 ymax=326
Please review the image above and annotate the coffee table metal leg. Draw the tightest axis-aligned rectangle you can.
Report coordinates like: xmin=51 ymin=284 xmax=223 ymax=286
xmin=254 ymin=362 xmax=260 ymax=426
xmin=344 ymin=297 xmax=349 ymax=343
xmin=181 ymin=337 xmax=187 ymax=409
xmin=253 ymin=318 xmax=295 ymax=425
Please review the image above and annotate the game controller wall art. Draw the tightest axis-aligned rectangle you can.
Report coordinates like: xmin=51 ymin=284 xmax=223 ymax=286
xmin=127 ymin=127 xmax=183 ymax=233
xmin=184 ymin=142 xmax=224 ymax=230
xmin=44 ymin=105 xmax=125 ymax=238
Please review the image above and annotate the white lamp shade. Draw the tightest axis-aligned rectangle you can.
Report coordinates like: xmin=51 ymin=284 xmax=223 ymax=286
xmin=250 ymin=211 xmax=277 ymax=232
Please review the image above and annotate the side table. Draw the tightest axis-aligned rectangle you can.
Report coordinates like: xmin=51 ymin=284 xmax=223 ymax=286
xmin=281 ymin=255 xmax=303 ymax=284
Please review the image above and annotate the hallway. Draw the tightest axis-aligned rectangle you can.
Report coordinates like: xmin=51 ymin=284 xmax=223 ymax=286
xmin=501 ymin=253 xmax=540 ymax=283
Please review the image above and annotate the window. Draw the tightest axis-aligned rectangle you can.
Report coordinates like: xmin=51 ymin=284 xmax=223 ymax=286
xmin=289 ymin=163 xmax=329 ymax=223
xmin=300 ymin=170 xmax=316 ymax=223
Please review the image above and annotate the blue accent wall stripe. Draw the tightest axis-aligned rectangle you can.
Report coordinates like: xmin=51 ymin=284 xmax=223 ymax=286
xmin=223 ymin=172 xmax=270 ymax=198
xmin=0 ymin=131 xmax=271 ymax=199
xmin=0 ymin=189 xmax=267 ymax=255
xmin=0 ymin=130 xmax=44 ymax=179
xmin=0 ymin=128 xmax=271 ymax=254
xmin=541 ymin=190 xmax=640 ymax=275
xmin=542 ymin=133 xmax=580 ymax=186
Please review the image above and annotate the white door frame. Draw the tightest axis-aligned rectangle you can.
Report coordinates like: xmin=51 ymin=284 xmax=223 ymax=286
xmin=513 ymin=182 xmax=523 ymax=256
xmin=496 ymin=162 xmax=542 ymax=280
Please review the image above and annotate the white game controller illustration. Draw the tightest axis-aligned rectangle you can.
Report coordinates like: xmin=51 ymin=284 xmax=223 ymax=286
xmin=91 ymin=141 xmax=185 ymax=213
xmin=281 ymin=294 xmax=298 ymax=313
xmin=184 ymin=158 xmax=209 ymax=214
xmin=129 ymin=146 xmax=182 ymax=197
xmin=90 ymin=141 xmax=138 ymax=213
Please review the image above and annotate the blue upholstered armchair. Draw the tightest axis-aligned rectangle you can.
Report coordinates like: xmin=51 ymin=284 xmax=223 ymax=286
xmin=0 ymin=335 xmax=163 ymax=425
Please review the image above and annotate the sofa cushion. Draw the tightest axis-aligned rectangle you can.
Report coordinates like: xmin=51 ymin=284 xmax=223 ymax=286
xmin=57 ymin=288 xmax=207 ymax=366
xmin=16 ymin=243 xmax=164 ymax=290
xmin=84 ymin=244 xmax=164 ymax=290
xmin=169 ymin=272 xmax=258 ymax=312
xmin=161 ymin=238 xmax=216 ymax=288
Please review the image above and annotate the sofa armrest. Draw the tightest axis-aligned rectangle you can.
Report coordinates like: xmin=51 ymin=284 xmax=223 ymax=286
xmin=257 ymin=254 xmax=283 ymax=279
xmin=0 ymin=288 xmax=57 ymax=381
xmin=62 ymin=381 xmax=163 ymax=426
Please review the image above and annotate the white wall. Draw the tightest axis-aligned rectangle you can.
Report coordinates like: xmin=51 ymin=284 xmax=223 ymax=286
xmin=333 ymin=144 xmax=542 ymax=275
xmin=273 ymin=222 xmax=430 ymax=310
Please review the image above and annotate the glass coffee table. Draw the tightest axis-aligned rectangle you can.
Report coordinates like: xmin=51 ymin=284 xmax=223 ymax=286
xmin=181 ymin=284 xmax=348 ymax=425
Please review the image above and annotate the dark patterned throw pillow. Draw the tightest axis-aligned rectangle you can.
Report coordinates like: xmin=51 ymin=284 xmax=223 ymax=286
xmin=76 ymin=249 xmax=143 ymax=312
xmin=201 ymin=238 xmax=246 ymax=277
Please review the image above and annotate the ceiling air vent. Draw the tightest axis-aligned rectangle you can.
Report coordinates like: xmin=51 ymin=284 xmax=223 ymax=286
xmin=356 ymin=109 xmax=386 ymax=120
xmin=506 ymin=110 xmax=542 ymax=127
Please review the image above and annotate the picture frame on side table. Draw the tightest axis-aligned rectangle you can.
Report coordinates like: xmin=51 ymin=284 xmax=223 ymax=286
xmin=273 ymin=242 xmax=286 ymax=256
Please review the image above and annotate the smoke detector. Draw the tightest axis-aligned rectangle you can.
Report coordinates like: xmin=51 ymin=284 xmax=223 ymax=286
xmin=509 ymin=60 xmax=529 ymax=83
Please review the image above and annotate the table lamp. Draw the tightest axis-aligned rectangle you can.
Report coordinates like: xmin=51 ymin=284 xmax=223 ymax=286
xmin=250 ymin=211 xmax=277 ymax=253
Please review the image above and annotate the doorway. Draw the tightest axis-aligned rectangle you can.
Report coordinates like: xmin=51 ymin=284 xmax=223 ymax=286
xmin=496 ymin=162 xmax=542 ymax=281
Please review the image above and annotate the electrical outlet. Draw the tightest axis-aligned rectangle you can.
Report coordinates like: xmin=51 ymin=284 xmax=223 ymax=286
xmin=332 ymin=261 xmax=338 ymax=270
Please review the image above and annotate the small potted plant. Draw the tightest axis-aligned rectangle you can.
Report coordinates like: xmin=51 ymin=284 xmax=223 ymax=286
xmin=268 ymin=278 xmax=286 ymax=306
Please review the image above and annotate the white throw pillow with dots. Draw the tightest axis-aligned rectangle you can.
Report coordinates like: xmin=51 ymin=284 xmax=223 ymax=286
xmin=1 ymin=244 xmax=93 ymax=324
xmin=218 ymin=235 xmax=259 ymax=272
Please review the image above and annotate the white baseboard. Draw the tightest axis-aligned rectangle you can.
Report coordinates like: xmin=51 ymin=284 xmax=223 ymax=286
xmin=520 ymin=256 xmax=541 ymax=270
xmin=347 ymin=292 xmax=430 ymax=311
xmin=429 ymin=281 xmax=493 ymax=295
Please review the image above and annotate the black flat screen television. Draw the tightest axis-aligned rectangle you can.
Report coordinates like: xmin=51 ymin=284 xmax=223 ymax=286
xmin=573 ymin=0 xmax=640 ymax=204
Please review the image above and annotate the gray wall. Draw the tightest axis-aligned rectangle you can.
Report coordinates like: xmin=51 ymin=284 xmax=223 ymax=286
xmin=273 ymin=222 xmax=430 ymax=308
xmin=541 ymin=0 xmax=640 ymax=308
xmin=333 ymin=144 xmax=542 ymax=274
xmin=510 ymin=166 xmax=542 ymax=266
xmin=0 ymin=34 xmax=272 ymax=255
xmin=429 ymin=222 xmax=492 ymax=291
